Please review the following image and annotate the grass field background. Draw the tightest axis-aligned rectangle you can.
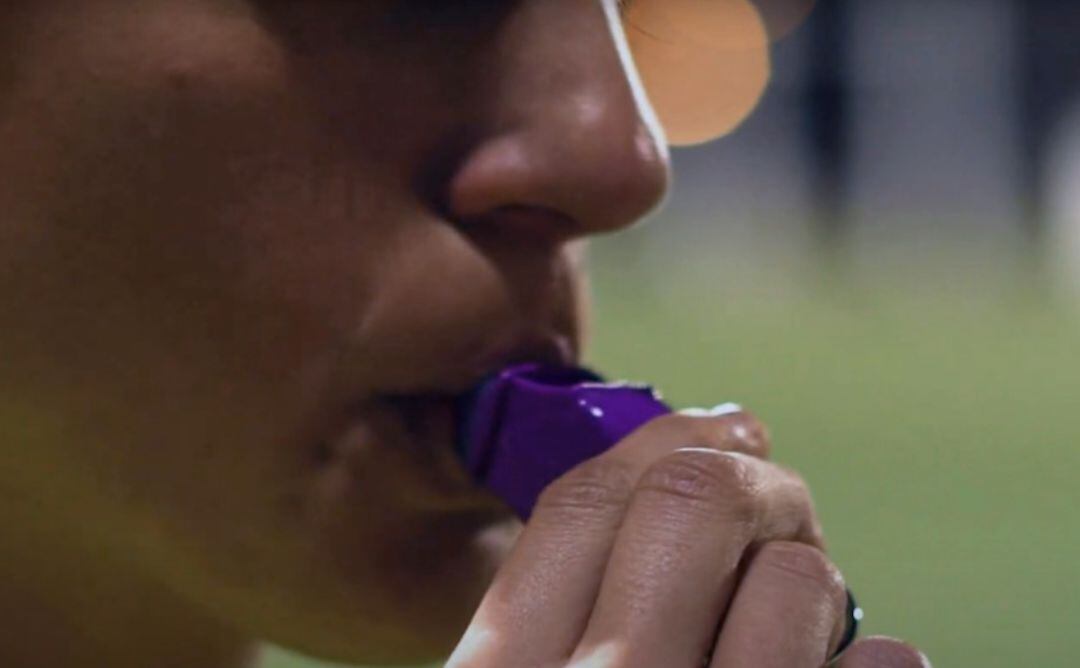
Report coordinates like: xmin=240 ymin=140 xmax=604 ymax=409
xmin=265 ymin=231 xmax=1080 ymax=668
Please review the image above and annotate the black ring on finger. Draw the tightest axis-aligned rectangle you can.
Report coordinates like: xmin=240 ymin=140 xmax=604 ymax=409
xmin=830 ymin=588 xmax=863 ymax=662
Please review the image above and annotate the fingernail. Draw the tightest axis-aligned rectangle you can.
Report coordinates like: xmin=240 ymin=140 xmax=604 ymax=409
xmin=679 ymin=403 xmax=743 ymax=418
xmin=708 ymin=402 xmax=743 ymax=417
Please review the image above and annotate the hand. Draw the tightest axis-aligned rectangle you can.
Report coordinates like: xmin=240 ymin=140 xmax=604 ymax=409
xmin=448 ymin=410 xmax=928 ymax=667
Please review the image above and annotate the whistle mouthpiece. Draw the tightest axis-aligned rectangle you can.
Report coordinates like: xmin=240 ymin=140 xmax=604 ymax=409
xmin=456 ymin=364 xmax=670 ymax=518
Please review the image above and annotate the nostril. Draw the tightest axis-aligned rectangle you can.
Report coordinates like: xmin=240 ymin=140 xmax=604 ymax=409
xmin=445 ymin=134 xmax=533 ymax=221
xmin=455 ymin=205 xmax=579 ymax=247
xmin=445 ymin=124 xmax=669 ymax=243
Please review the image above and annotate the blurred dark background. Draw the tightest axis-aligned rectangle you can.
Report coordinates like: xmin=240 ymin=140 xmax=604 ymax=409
xmin=662 ymin=0 xmax=1080 ymax=286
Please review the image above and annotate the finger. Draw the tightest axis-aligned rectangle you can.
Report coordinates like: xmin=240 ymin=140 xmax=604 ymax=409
xmin=447 ymin=412 xmax=769 ymax=667
xmin=833 ymin=637 xmax=931 ymax=668
xmin=569 ymin=449 xmax=823 ymax=667
xmin=709 ymin=542 xmax=847 ymax=668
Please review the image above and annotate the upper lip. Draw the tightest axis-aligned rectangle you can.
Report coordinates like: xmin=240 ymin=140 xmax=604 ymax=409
xmin=379 ymin=330 xmax=577 ymax=399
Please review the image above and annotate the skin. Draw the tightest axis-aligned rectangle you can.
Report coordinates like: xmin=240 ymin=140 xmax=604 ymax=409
xmin=0 ymin=1 xmax=928 ymax=666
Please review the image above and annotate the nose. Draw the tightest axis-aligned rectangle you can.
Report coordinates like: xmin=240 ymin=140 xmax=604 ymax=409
xmin=446 ymin=0 xmax=671 ymax=243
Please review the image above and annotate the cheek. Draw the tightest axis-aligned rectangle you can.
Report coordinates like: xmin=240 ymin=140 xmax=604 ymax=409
xmin=7 ymin=0 xmax=402 ymax=307
xmin=6 ymin=4 xmax=403 ymax=374
xmin=0 ymin=3 xmax=414 ymax=532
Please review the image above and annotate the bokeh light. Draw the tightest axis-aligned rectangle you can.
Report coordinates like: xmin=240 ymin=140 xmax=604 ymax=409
xmin=624 ymin=0 xmax=773 ymax=146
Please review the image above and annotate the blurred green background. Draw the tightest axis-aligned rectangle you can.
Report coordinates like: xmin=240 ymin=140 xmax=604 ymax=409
xmin=264 ymin=226 xmax=1080 ymax=668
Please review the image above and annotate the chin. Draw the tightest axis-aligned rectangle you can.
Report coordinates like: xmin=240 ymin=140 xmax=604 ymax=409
xmin=245 ymin=507 xmax=521 ymax=666
xmin=203 ymin=386 xmax=524 ymax=664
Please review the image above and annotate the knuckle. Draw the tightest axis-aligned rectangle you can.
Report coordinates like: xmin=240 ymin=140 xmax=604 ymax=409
xmin=779 ymin=463 xmax=810 ymax=494
xmin=777 ymin=467 xmax=821 ymax=537
xmin=755 ymin=542 xmax=846 ymax=609
xmin=789 ymin=472 xmax=817 ymax=516
xmin=535 ymin=455 xmax=636 ymax=516
xmin=636 ymin=449 xmax=761 ymax=523
xmin=841 ymin=637 xmax=931 ymax=668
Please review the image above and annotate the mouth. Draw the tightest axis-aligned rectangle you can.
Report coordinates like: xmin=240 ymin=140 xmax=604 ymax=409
xmin=395 ymin=334 xmax=577 ymax=462
xmin=323 ymin=333 xmax=578 ymax=510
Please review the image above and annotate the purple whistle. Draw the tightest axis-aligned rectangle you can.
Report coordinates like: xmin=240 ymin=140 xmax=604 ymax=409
xmin=456 ymin=364 xmax=671 ymax=519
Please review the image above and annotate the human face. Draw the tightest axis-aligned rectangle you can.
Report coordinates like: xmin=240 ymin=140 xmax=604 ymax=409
xmin=0 ymin=0 xmax=668 ymax=663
